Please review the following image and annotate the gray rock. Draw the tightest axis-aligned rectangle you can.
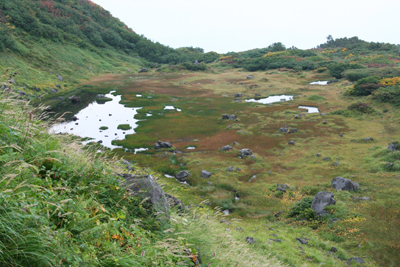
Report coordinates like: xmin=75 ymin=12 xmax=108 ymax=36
xmin=175 ymin=171 xmax=190 ymax=182
xmin=276 ymin=184 xmax=289 ymax=193
xmin=235 ymin=93 xmax=242 ymax=97
xmin=360 ymin=197 xmax=370 ymax=201
xmin=363 ymin=137 xmax=374 ymax=141
xmin=18 ymin=90 xmax=26 ymax=96
xmin=165 ymin=194 xmax=185 ymax=210
xmin=70 ymin=96 xmax=81 ymax=103
xmin=57 ymin=75 xmax=63 ymax=81
xmin=311 ymin=191 xmax=336 ymax=216
xmin=8 ymin=79 xmax=16 ymax=84
xmin=236 ymin=227 xmax=243 ymax=231
xmin=288 ymin=140 xmax=295 ymax=145
xmin=127 ymin=69 xmax=131 ymax=72
xmin=323 ymin=157 xmax=331 ymax=161
xmin=71 ymin=116 xmax=78 ymax=121
xmin=331 ymin=177 xmax=360 ymax=191
xmin=245 ymin=237 xmax=256 ymax=244
xmin=316 ymin=153 xmax=321 ymax=157
xmin=154 ymin=140 xmax=172 ymax=149
xmin=347 ymin=257 xmax=366 ymax=265
xmin=200 ymin=170 xmax=212 ymax=178
xmin=279 ymin=127 xmax=288 ymax=133
xmin=96 ymin=94 xmax=107 ymax=99
xmin=227 ymin=166 xmax=234 ymax=172
xmin=330 ymin=247 xmax=338 ymax=253
xmin=56 ymin=84 xmax=61 ymax=89
xmin=139 ymin=68 xmax=148 ymax=73
xmin=122 ymin=159 xmax=135 ymax=171
xmin=248 ymin=175 xmax=257 ymax=182
xmin=294 ymin=114 xmax=301 ymax=119
xmin=122 ymin=174 xmax=169 ymax=224
xmin=288 ymin=128 xmax=298 ymax=134
xmin=240 ymin=149 xmax=253 ymax=158
xmin=50 ymin=89 xmax=58 ymax=94
xmin=221 ymin=145 xmax=233 ymax=151
xmin=247 ymin=75 xmax=254 ymax=79
xmin=333 ymin=161 xmax=341 ymax=167
xmin=296 ymin=238 xmax=308 ymax=245
xmin=321 ymin=113 xmax=326 ymax=116
xmin=387 ymin=142 xmax=399 ymax=151
xmin=222 ymin=114 xmax=237 ymax=120
xmin=236 ymin=168 xmax=241 ymax=171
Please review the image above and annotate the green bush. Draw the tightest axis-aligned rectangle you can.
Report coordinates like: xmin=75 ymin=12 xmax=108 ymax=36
xmin=307 ymin=95 xmax=326 ymax=101
xmin=347 ymin=102 xmax=375 ymax=113
xmin=348 ymin=76 xmax=383 ymax=96
xmin=327 ymin=62 xmax=365 ymax=79
xmin=288 ymin=196 xmax=316 ymax=220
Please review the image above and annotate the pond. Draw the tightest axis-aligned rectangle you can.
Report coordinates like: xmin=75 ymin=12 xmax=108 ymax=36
xmin=50 ymin=91 xmax=142 ymax=149
xmin=310 ymin=81 xmax=328 ymax=85
xmin=245 ymin=95 xmax=293 ymax=104
xmin=164 ymin=106 xmax=182 ymax=112
xmin=298 ymin=106 xmax=320 ymax=113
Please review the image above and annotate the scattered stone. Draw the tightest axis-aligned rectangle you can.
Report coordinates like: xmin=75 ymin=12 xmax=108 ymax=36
xmin=97 ymin=140 xmax=103 ymax=144
xmin=296 ymin=238 xmax=308 ymax=245
xmin=247 ymin=75 xmax=254 ymax=79
xmin=200 ymin=170 xmax=212 ymax=178
xmin=57 ymin=75 xmax=63 ymax=81
xmin=70 ymin=96 xmax=81 ymax=103
xmin=50 ymin=88 xmax=58 ymax=94
xmin=333 ymin=161 xmax=341 ymax=167
xmin=347 ymin=257 xmax=366 ymax=265
xmin=360 ymin=197 xmax=371 ymax=201
xmin=138 ymin=68 xmax=148 ymax=73
xmin=322 ymin=120 xmax=327 ymax=124
xmin=165 ymin=194 xmax=185 ymax=210
xmin=245 ymin=237 xmax=256 ymax=244
xmin=235 ymin=93 xmax=242 ymax=97
xmin=274 ymin=211 xmax=282 ymax=218
xmin=154 ymin=140 xmax=172 ymax=149
xmin=316 ymin=153 xmax=321 ymax=157
xmin=175 ymin=171 xmax=190 ymax=182
xmin=236 ymin=168 xmax=241 ymax=171
xmin=71 ymin=116 xmax=78 ymax=121
xmin=294 ymin=114 xmax=301 ymax=119
xmin=311 ymin=191 xmax=336 ymax=216
xmin=270 ymin=239 xmax=282 ymax=243
xmin=127 ymin=69 xmax=131 ymax=72
xmin=122 ymin=159 xmax=135 ymax=171
xmin=323 ymin=157 xmax=331 ymax=161
xmin=240 ymin=149 xmax=253 ymax=158
xmin=276 ymin=184 xmax=289 ymax=193
xmin=248 ymin=175 xmax=257 ymax=182
xmin=221 ymin=145 xmax=233 ymax=151
xmin=227 ymin=166 xmax=234 ymax=172
xmin=236 ymin=227 xmax=243 ymax=231
xmin=8 ymin=79 xmax=16 ymax=84
xmin=363 ymin=137 xmax=374 ymax=141
xmin=288 ymin=128 xmax=298 ymax=134
xmin=220 ymin=220 xmax=230 ymax=224
xmin=222 ymin=114 xmax=237 ymax=120
xmin=387 ymin=142 xmax=399 ymax=151
xmin=288 ymin=140 xmax=295 ymax=145
xmin=330 ymin=247 xmax=338 ymax=253
xmin=339 ymin=133 xmax=344 ymax=137
xmin=279 ymin=127 xmax=288 ymax=133
xmin=331 ymin=177 xmax=360 ymax=191
xmin=18 ymin=90 xmax=26 ymax=96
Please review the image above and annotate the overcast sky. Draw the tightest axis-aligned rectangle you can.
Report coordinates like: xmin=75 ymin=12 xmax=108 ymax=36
xmin=92 ymin=0 xmax=400 ymax=54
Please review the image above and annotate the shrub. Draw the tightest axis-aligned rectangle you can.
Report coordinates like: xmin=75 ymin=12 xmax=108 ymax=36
xmin=327 ymin=62 xmax=365 ymax=79
xmin=348 ymin=76 xmax=383 ymax=96
xmin=307 ymin=95 xmax=326 ymax=101
xmin=347 ymin=102 xmax=375 ymax=113
xmin=288 ymin=196 xmax=316 ymax=220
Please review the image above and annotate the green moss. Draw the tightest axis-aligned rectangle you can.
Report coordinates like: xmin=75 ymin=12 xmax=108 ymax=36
xmin=117 ymin=124 xmax=132 ymax=130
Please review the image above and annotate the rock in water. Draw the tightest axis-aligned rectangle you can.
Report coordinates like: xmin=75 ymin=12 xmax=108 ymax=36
xmin=311 ymin=191 xmax=336 ymax=216
xmin=121 ymin=174 xmax=169 ymax=225
xmin=331 ymin=177 xmax=360 ymax=191
xmin=154 ymin=140 xmax=172 ymax=149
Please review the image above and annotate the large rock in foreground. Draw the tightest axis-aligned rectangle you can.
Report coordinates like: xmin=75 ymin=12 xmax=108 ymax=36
xmin=121 ymin=174 xmax=170 ymax=224
xmin=311 ymin=191 xmax=336 ymax=216
xmin=331 ymin=177 xmax=360 ymax=191
xmin=240 ymin=149 xmax=253 ymax=158
xmin=154 ymin=140 xmax=172 ymax=149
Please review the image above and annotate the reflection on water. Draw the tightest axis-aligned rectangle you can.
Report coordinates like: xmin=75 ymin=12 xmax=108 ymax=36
xmin=245 ymin=95 xmax=294 ymax=104
xmin=50 ymin=91 xmax=141 ymax=149
xmin=164 ymin=106 xmax=182 ymax=112
xmin=310 ymin=81 xmax=328 ymax=85
xmin=298 ymin=106 xmax=319 ymax=113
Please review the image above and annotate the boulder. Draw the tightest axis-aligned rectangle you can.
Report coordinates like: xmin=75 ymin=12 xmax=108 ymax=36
xmin=235 ymin=93 xmax=242 ymax=97
xmin=246 ymin=75 xmax=254 ymax=79
xmin=222 ymin=114 xmax=237 ymax=120
xmin=138 ymin=68 xmax=148 ymax=73
xmin=316 ymin=153 xmax=321 ymax=157
xmin=279 ymin=127 xmax=288 ymax=133
xmin=240 ymin=149 xmax=253 ymax=158
xmin=57 ymin=75 xmax=63 ymax=81
xmin=227 ymin=166 xmax=234 ymax=172
xmin=121 ymin=174 xmax=169 ymax=224
xmin=175 ymin=171 xmax=190 ymax=182
xmin=296 ymin=238 xmax=308 ymax=245
xmin=221 ymin=145 xmax=233 ymax=151
xmin=311 ymin=191 xmax=336 ymax=216
xmin=200 ymin=170 xmax=212 ymax=178
xmin=331 ymin=177 xmax=360 ymax=191
xmin=288 ymin=140 xmax=295 ymax=145
xmin=154 ymin=140 xmax=172 ymax=149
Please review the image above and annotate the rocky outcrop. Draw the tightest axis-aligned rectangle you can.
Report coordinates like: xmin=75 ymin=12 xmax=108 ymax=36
xmin=120 ymin=174 xmax=169 ymax=224
xmin=154 ymin=140 xmax=172 ymax=149
xmin=311 ymin=191 xmax=336 ymax=216
xmin=331 ymin=177 xmax=360 ymax=191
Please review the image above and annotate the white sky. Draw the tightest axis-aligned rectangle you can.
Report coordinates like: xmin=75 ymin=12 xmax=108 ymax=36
xmin=92 ymin=0 xmax=400 ymax=54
